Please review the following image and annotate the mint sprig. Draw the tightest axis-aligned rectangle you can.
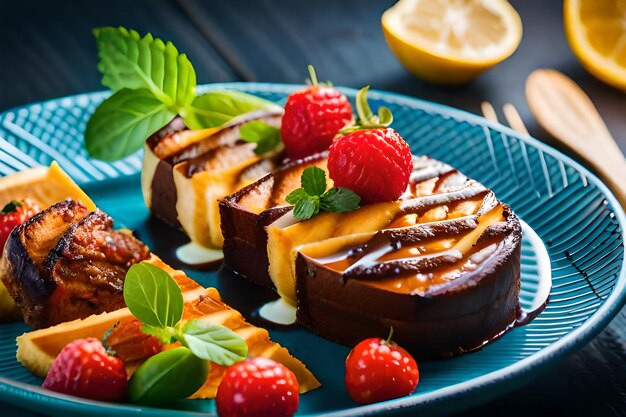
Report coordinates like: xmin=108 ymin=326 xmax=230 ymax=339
xmin=285 ymin=166 xmax=361 ymax=220
xmin=86 ymin=27 xmax=282 ymax=161
xmin=123 ymin=262 xmax=248 ymax=366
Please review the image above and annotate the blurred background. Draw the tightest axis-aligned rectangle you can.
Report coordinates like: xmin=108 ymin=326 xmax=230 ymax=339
xmin=0 ymin=0 xmax=624 ymax=416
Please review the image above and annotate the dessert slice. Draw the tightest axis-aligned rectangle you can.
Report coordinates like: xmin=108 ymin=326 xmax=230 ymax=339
xmin=17 ymin=256 xmax=321 ymax=398
xmin=0 ymin=200 xmax=150 ymax=328
xmin=0 ymin=163 xmax=97 ymax=320
xmin=221 ymin=155 xmax=523 ymax=357
xmin=142 ymin=110 xmax=283 ymax=248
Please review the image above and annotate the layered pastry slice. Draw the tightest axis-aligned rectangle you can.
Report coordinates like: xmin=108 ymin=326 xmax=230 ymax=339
xmin=220 ymin=155 xmax=522 ymax=357
xmin=17 ymin=256 xmax=321 ymax=398
xmin=142 ymin=109 xmax=283 ymax=248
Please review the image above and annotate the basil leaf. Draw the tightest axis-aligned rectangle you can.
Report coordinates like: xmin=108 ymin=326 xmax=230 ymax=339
xmin=240 ymin=121 xmax=282 ymax=155
xmin=301 ymin=166 xmax=327 ymax=196
xmin=128 ymin=347 xmax=209 ymax=405
xmin=123 ymin=262 xmax=184 ymax=328
xmin=320 ymin=187 xmax=361 ymax=213
xmin=142 ymin=324 xmax=175 ymax=345
xmin=293 ymin=197 xmax=320 ymax=220
xmin=85 ymin=89 xmax=175 ymax=161
xmin=94 ymin=27 xmax=196 ymax=107
xmin=183 ymin=90 xmax=281 ymax=129
xmin=1 ymin=200 xmax=22 ymax=214
xmin=181 ymin=319 xmax=248 ymax=366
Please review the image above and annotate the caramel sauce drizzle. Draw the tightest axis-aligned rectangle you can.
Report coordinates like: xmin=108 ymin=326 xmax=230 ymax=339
xmin=309 ymin=168 xmax=508 ymax=294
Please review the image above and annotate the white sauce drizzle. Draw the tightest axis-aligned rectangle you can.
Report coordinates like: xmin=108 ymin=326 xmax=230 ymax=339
xmin=175 ymin=242 xmax=223 ymax=265
xmin=259 ymin=298 xmax=297 ymax=325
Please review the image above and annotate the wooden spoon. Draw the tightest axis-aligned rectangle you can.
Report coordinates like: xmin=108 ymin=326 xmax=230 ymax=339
xmin=526 ymin=69 xmax=626 ymax=208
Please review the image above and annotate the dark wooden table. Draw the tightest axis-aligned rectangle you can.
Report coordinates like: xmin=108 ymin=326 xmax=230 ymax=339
xmin=1 ymin=1 xmax=624 ymax=416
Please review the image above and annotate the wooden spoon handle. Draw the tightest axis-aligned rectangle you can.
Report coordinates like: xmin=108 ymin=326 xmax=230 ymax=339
xmin=526 ymin=69 xmax=626 ymax=208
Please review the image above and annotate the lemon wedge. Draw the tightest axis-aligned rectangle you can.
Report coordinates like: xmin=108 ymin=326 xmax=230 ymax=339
xmin=565 ymin=0 xmax=626 ymax=91
xmin=382 ymin=0 xmax=522 ymax=84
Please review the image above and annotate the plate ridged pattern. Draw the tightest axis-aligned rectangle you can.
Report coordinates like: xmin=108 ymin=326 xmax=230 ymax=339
xmin=0 ymin=84 xmax=623 ymax=417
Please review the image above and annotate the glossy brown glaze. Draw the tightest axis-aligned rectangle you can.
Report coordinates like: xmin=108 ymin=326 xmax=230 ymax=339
xmin=0 ymin=200 xmax=150 ymax=328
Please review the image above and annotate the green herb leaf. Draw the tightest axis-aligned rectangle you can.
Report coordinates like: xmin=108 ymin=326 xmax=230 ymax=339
xmin=301 ymin=166 xmax=327 ymax=196
xmin=292 ymin=197 xmax=320 ymax=220
xmin=286 ymin=166 xmax=360 ymax=220
xmin=85 ymin=89 xmax=176 ymax=161
xmin=128 ymin=347 xmax=209 ymax=405
xmin=320 ymin=187 xmax=361 ymax=213
xmin=1 ymin=200 xmax=23 ymax=214
xmin=123 ymin=262 xmax=184 ymax=328
xmin=240 ymin=121 xmax=282 ymax=155
xmin=183 ymin=90 xmax=282 ymax=130
xmin=285 ymin=188 xmax=310 ymax=206
xmin=94 ymin=27 xmax=196 ymax=107
xmin=181 ymin=319 xmax=248 ymax=366
xmin=141 ymin=324 xmax=176 ymax=345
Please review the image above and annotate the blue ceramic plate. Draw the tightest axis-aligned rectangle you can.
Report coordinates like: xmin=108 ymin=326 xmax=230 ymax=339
xmin=0 ymin=84 xmax=624 ymax=417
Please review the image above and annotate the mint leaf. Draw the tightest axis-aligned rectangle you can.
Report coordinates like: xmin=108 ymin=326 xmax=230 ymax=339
xmin=85 ymin=89 xmax=175 ymax=161
xmin=285 ymin=188 xmax=309 ymax=205
xmin=293 ymin=197 xmax=320 ymax=220
xmin=123 ymin=262 xmax=184 ymax=328
xmin=94 ymin=27 xmax=196 ymax=107
xmin=181 ymin=319 xmax=248 ymax=366
xmin=301 ymin=166 xmax=327 ymax=196
xmin=320 ymin=187 xmax=361 ymax=213
xmin=286 ymin=166 xmax=360 ymax=220
xmin=240 ymin=121 xmax=282 ymax=155
xmin=183 ymin=90 xmax=282 ymax=130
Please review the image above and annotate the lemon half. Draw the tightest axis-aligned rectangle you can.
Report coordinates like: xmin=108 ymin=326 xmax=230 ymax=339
xmin=382 ymin=0 xmax=523 ymax=84
xmin=565 ymin=0 xmax=626 ymax=91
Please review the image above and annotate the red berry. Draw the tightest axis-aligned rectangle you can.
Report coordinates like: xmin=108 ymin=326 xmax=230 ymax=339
xmin=43 ymin=338 xmax=128 ymax=402
xmin=216 ymin=357 xmax=299 ymax=417
xmin=0 ymin=199 xmax=40 ymax=254
xmin=281 ymin=85 xmax=353 ymax=160
xmin=345 ymin=337 xmax=419 ymax=405
xmin=328 ymin=128 xmax=413 ymax=203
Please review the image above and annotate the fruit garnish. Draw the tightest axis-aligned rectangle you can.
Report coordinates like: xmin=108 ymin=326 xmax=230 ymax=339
xmin=42 ymin=338 xmax=127 ymax=402
xmin=123 ymin=262 xmax=248 ymax=404
xmin=285 ymin=166 xmax=360 ymax=221
xmin=216 ymin=357 xmax=300 ymax=417
xmin=86 ymin=27 xmax=281 ymax=161
xmin=345 ymin=329 xmax=419 ymax=405
xmin=0 ymin=199 xmax=40 ymax=254
xmin=280 ymin=65 xmax=354 ymax=159
xmin=382 ymin=0 xmax=522 ymax=84
xmin=328 ymin=87 xmax=413 ymax=203
xmin=128 ymin=346 xmax=209 ymax=406
xmin=564 ymin=0 xmax=626 ymax=91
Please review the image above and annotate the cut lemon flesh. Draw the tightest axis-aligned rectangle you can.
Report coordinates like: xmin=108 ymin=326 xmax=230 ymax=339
xmin=382 ymin=0 xmax=522 ymax=84
xmin=565 ymin=0 xmax=626 ymax=90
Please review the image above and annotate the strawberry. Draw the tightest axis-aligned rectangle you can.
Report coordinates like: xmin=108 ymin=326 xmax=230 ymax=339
xmin=345 ymin=330 xmax=419 ymax=405
xmin=0 ymin=199 xmax=40 ymax=254
xmin=328 ymin=86 xmax=412 ymax=203
xmin=216 ymin=357 xmax=299 ymax=417
xmin=43 ymin=338 xmax=128 ymax=402
xmin=281 ymin=65 xmax=353 ymax=160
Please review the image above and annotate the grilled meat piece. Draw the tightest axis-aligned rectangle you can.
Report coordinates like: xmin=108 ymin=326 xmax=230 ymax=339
xmin=0 ymin=200 xmax=150 ymax=328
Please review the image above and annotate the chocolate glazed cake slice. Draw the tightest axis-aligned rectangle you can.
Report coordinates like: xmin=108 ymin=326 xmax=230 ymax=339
xmin=142 ymin=109 xmax=283 ymax=248
xmin=221 ymin=156 xmax=525 ymax=357
xmin=295 ymin=184 xmax=522 ymax=358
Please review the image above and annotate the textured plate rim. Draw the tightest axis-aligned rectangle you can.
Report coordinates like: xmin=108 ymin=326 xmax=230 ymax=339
xmin=0 ymin=83 xmax=624 ymax=417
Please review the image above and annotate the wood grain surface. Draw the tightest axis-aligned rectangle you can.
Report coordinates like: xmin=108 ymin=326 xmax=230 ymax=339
xmin=0 ymin=1 xmax=624 ymax=416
